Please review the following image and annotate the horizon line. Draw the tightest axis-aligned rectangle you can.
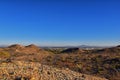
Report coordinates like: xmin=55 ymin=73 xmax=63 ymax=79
xmin=0 ymin=43 xmax=117 ymax=47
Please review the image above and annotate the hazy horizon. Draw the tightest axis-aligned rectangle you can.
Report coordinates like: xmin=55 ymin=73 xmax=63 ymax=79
xmin=0 ymin=42 xmax=117 ymax=47
xmin=0 ymin=0 xmax=120 ymax=46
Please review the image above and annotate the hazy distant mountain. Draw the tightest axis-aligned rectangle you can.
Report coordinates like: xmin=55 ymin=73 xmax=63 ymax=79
xmin=76 ymin=45 xmax=110 ymax=49
xmin=41 ymin=45 xmax=110 ymax=49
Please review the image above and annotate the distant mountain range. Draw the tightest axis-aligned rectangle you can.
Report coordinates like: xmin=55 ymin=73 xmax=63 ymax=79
xmin=41 ymin=45 xmax=112 ymax=49
xmin=0 ymin=44 xmax=113 ymax=49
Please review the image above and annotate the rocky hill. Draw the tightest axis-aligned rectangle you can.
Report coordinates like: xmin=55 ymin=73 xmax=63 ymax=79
xmin=7 ymin=44 xmax=44 ymax=54
xmin=0 ymin=44 xmax=50 ymax=63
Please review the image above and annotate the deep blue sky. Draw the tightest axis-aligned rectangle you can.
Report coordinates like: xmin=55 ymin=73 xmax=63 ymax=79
xmin=0 ymin=0 xmax=120 ymax=46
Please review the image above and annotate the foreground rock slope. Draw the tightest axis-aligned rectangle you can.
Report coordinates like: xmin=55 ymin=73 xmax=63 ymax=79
xmin=0 ymin=61 xmax=107 ymax=80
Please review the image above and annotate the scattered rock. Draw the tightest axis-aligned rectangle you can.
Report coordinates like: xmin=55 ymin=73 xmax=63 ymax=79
xmin=0 ymin=61 xmax=107 ymax=80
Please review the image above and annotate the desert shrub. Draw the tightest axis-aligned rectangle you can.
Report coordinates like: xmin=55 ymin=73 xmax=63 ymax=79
xmin=0 ymin=51 xmax=10 ymax=58
xmin=46 ymin=56 xmax=53 ymax=62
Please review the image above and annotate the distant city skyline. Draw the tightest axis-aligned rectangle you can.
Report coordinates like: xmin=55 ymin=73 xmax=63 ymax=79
xmin=0 ymin=0 xmax=120 ymax=46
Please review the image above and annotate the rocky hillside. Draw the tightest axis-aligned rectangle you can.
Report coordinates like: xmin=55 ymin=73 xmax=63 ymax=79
xmin=44 ymin=46 xmax=120 ymax=80
xmin=7 ymin=44 xmax=47 ymax=54
xmin=0 ymin=61 xmax=107 ymax=80
xmin=0 ymin=44 xmax=119 ymax=80
xmin=0 ymin=44 xmax=50 ymax=61
xmin=61 ymin=48 xmax=85 ymax=54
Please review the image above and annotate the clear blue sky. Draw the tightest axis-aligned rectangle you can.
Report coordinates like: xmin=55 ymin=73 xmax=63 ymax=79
xmin=0 ymin=0 xmax=120 ymax=46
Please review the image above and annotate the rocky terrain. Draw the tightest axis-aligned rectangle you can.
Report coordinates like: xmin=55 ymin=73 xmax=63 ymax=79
xmin=0 ymin=44 xmax=120 ymax=80
xmin=0 ymin=61 xmax=107 ymax=80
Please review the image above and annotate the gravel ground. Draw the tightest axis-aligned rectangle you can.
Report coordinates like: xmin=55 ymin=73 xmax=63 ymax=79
xmin=0 ymin=61 xmax=107 ymax=80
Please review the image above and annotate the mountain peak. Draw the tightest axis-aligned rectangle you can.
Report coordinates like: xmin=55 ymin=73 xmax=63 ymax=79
xmin=8 ymin=44 xmax=24 ymax=49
